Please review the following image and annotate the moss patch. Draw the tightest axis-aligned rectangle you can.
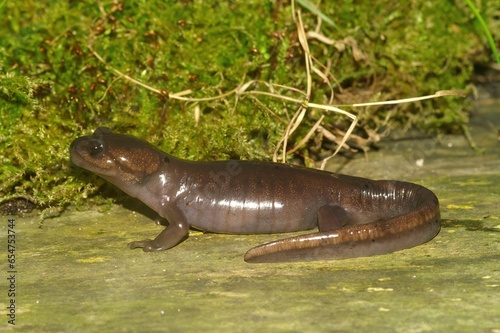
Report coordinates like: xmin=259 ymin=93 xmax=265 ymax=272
xmin=0 ymin=0 xmax=496 ymax=211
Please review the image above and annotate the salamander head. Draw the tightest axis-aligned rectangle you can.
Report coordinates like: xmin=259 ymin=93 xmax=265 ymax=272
xmin=70 ymin=127 xmax=163 ymax=188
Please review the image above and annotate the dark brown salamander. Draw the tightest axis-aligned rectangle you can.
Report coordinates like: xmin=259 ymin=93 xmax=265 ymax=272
xmin=70 ymin=127 xmax=440 ymax=263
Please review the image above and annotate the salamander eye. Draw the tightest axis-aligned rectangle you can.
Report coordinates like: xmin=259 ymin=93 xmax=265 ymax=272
xmin=88 ymin=140 xmax=103 ymax=156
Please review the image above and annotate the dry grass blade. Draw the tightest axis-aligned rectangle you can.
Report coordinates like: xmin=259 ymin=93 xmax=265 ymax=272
xmin=287 ymin=115 xmax=325 ymax=155
xmin=88 ymin=0 xmax=465 ymax=171
xmin=350 ymin=90 xmax=465 ymax=107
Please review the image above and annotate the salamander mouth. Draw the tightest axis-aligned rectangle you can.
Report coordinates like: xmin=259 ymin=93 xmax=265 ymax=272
xmin=69 ymin=137 xmax=111 ymax=176
xmin=69 ymin=138 xmax=87 ymax=168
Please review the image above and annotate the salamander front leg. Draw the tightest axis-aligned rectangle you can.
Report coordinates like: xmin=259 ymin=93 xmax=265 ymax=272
xmin=128 ymin=212 xmax=190 ymax=252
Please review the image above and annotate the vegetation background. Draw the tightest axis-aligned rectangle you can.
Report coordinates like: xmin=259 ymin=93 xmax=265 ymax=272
xmin=0 ymin=0 xmax=497 ymax=214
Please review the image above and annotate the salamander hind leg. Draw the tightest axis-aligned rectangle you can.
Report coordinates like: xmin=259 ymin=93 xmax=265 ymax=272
xmin=317 ymin=205 xmax=351 ymax=232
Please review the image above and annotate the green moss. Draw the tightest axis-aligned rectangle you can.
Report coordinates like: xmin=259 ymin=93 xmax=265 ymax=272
xmin=0 ymin=0 xmax=495 ymax=211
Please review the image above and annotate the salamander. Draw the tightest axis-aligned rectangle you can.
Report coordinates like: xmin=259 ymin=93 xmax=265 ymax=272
xmin=69 ymin=127 xmax=440 ymax=263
